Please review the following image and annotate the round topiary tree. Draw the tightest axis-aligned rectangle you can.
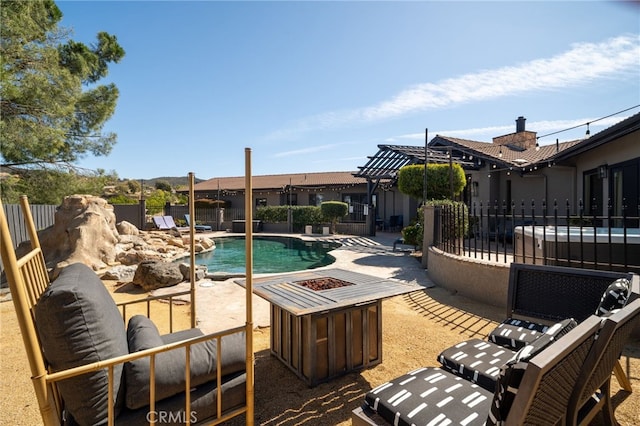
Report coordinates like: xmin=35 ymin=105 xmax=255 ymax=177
xmin=320 ymin=201 xmax=348 ymax=234
xmin=398 ymin=163 xmax=466 ymax=202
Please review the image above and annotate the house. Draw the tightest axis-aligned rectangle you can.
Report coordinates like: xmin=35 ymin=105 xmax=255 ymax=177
xmin=552 ymin=113 xmax=640 ymax=223
xmin=429 ymin=113 xmax=640 ymax=220
xmin=187 ymin=171 xmax=411 ymax=228
xmin=184 ymin=113 xmax=638 ymax=236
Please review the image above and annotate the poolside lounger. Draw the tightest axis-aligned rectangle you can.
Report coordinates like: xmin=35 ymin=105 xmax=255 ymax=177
xmin=353 ymin=315 xmax=603 ymax=426
xmin=185 ymin=214 xmax=212 ymax=232
xmin=152 ymin=215 xmax=170 ymax=230
xmin=162 ymin=215 xmax=189 ymax=233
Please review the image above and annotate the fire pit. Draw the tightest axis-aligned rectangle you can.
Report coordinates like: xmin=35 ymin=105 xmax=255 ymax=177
xmin=294 ymin=277 xmax=354 ymax=291
xmin=242 ymin=269 xmax=422 ymax=386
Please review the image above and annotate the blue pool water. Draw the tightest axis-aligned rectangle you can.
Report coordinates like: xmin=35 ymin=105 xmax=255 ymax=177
xmin=194 ymin=236 xmax=341 ymax=274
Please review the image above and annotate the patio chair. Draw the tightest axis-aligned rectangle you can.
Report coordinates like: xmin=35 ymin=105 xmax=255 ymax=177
xmin=152 ymin=215 xmax=171 ymax=230
xmin=0 ymin=195 xmax=253 ymax=425
xmin=567 ymin=297 xmax=640 ymax=425
xmin=437 ymin=318 xmax=578 ymax=392
xmin=438 ymin=274 xmax=636 ymax=392
xmin=185 ymin=214 xmax=212 ymax=232
xmin=352 ymin=315 xmax=603 ymax=425
xmin=163 ymin=215 xmax=189 ymax=233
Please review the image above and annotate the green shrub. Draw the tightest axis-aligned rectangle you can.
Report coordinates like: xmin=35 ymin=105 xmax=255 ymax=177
xmin=255 ymin=206 xmax=288 ymax=223
xmin=427 ymin=199 xmax=469 ymax=241
xmin=107 ymin=194 xmax=138 ymax=205
xmin=292 ymin=206 xmax=323 ymax=231
xmin=401 ymin=208 xmax=424 ymax=247
xmin=255 ymin=205 xmax=324 ymax=232
xmin=320 ymin=201 xmax=348 ymax=233
xmin=398 ymin=163 xmax=467 ymax=201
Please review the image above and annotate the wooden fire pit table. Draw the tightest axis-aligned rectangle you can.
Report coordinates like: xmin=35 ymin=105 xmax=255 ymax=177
xmin=239 ymin=269 xmax=423 ymax=386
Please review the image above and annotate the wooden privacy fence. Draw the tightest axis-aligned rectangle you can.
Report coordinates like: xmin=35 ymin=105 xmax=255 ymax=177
xmin=1 ymin=203 xmax=57 ymax=249
xmin=434 ymin=199 xmax=640 ymax=273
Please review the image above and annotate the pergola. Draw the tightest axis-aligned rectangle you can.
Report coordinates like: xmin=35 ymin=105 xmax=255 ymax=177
xmin=354 ymin=143 xmax=474 ymax=236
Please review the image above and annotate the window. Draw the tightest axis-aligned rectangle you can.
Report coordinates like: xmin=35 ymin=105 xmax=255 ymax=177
xmin=256 ymin=198 xmax=267 ymax=207
xmin=309 ymin=193 xmax=324 ymax=206
xmin=584 ymin=169 xmax=603 ymax=216
xmin=280 ymin=193 xmax=297 ymax=206
xmin=609 ymin=159 xmax=639 ymax=227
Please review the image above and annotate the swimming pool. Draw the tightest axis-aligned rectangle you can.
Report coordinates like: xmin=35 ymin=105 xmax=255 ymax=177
xmin=194 ymin=236 xmax=341 ymax=274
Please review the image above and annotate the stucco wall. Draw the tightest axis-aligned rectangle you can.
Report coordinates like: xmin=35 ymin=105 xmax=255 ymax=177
xmin=427 ymin=246 xmax=510 ymax=310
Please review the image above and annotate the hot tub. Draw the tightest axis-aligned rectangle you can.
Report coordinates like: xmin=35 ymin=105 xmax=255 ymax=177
xmin=514 ymin=226 xmax=640 ymax=273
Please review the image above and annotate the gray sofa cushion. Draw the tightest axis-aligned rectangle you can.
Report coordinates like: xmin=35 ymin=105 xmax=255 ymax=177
xmin=34 ymin=262 xmax=128 ymax=426
xmin=124 ymin=315 xmax=246 ymax=409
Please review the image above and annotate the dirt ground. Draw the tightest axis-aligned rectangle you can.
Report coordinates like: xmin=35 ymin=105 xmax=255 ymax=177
xmin=1 ymin=279 xmax=639 ymax=425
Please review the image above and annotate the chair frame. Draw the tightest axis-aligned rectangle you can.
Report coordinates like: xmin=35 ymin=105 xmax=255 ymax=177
xmin=0 ymin=168 xmax=255 ymax=425
xmin=505 ymin=262 xmax=639 ymax=392
xmin=567 ymin=298 xmax=640 ymax=425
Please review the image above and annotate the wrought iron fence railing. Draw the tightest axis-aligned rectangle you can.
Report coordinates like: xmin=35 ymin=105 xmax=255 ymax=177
xmin=435 ymin=199 xmax=640 ymax=273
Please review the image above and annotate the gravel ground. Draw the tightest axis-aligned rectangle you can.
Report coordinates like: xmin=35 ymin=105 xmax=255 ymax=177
xmin=2 ymin=279 xmax=638 ymax=425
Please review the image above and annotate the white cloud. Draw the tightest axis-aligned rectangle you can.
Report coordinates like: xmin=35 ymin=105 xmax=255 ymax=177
xmin=387 ymin=116 xmax=631 ymax=142
xmin=272 ymin=143 xmax=339 ymax=158
xmin=268 ymin=34 xmax=639 ymax=140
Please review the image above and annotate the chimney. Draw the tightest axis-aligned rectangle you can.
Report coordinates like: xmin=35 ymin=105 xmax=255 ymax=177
xmin=492 ymin=116 xmax=537 ymax=150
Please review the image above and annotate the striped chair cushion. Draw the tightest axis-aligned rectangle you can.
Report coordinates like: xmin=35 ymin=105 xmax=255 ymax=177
xmin=487 ymin=318 xmax=549 ymax=350
xmin=440 ymin=319 xmax=577 ymax=393
xmin=595 ymin=278 xmax=631 ymax=316
xmin=438 ymin=339 xmax=516 ymax=392
xmin=364 ymin=367 xmax=494 ymax=426
xmin=488 ymin=318 xmax=577 ymax=424
xmin=488 ymin=355 xmax=528 ymax=425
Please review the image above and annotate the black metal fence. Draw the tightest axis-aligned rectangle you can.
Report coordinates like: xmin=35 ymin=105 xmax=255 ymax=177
xmin=435 ymin=199 xmax=640 ymax=273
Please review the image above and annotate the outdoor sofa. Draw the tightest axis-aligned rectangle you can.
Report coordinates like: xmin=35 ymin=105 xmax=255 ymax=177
xmin=0 ymin=196 xmax=251 ymax=425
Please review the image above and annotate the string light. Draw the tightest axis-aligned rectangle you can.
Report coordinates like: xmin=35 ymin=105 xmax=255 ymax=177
xmin=536 ymin=104 xmax=638 ymax=141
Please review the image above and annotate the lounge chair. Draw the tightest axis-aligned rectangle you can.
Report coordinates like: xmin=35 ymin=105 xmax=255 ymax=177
xmin=163 ymin=215 xmax=189 ymax=233
xmin=353 ymin=315 xmax=604 ymax=425
xmin=152 ymin=215 xmax=171 ymax=230
xmin=0 ymin=196 xmax=253 ymax=425
xmin=185 ymin=214 xmax=212 ymax=232
xmin=438 ymin=274 xmax=636 ymax=393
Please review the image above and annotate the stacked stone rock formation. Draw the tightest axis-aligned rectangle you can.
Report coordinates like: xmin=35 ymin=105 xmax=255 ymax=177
xmin=23 ymin=195 xmax=214 ymax=286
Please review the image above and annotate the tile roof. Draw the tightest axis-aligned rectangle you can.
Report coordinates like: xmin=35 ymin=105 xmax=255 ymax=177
xmin=431 ymin=135 xmax=583 ymax=170
xmin=193 ymin=171 xmax=366 ymax=192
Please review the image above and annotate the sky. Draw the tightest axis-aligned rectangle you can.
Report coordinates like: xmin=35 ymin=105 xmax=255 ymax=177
xmin=56 ymin=1 xmax=640 ymax=181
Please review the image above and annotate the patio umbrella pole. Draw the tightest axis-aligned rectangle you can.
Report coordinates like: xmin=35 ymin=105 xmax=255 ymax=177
xmin=244 ymin=148 xmax=255 ymax=425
